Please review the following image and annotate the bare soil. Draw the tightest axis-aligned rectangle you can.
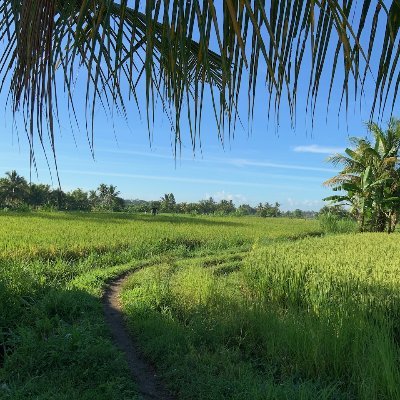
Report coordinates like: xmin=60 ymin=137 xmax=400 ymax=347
xmin=103 ymin=272 xmax=175 ymax=400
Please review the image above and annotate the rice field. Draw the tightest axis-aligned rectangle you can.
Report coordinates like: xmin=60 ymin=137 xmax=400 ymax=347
xmin=1 ymin=212 xmax=399 ymax=399
xmin=0 ymin=212 xmax=318 ymax=399
xmin=121 ymin=234 xmax=400 ymax=399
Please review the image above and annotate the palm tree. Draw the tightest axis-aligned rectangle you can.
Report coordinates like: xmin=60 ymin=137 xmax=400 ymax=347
xmin=96 ymin=183 xmax=121 ymax=210
xmin=324 ymin=118 xmax=400 ymax=232
xmin=160 ymin=193 xmax=176 ymax=213
xmin=1 ymin=1 xmax=399 ymax=160
xmin=0 ymin=170 xmax=28 ymax=206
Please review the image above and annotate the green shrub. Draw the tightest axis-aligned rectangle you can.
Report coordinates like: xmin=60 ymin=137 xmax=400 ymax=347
xmin=318 ymin=213 xmax=358 ymax=234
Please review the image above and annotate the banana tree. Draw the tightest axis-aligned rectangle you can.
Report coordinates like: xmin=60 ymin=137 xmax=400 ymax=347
xmin=324 ymin=119 xmax=400 ymax=232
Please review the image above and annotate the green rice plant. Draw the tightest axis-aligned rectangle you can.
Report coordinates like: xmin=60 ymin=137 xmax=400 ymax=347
xmin=0 ymin=212 xmax=319 ymax=398
xmin=121 ymin=233 xmax=400 ymax=399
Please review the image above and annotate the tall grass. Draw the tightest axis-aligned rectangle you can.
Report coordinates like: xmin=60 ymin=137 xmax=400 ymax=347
xmin=318 ymin=213 xmax=358 ymax=234
xmin=121 ymin=233 xmax=400 ymax=399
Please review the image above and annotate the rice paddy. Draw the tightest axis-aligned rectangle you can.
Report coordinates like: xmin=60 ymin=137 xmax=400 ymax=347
xmin=1 ymin=212 xmax=399 ymax=399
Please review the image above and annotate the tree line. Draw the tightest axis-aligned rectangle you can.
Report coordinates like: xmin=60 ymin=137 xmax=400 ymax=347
xmin=0 ymin=171 xmax=317 ymax=217
xmin=0 ymin=172 xmax=124 ymax=212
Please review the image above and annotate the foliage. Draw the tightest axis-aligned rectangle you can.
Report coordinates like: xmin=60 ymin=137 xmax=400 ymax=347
xmin=0 ymin=170 xmax=28 ymax=207
xmin=318 ymin=205 xmax=351 ymax=219
xmin=324 ymin=119 xmax=400 ymax=233
xmin=89 ymin=184 xmax=124 ymax=211
xmin=318 ymin=213 xmax=358 ymax=234
xmin=1 ymin=1 xmax=399 ymax=160
xmin=236 ymin=204 xmax=257 ymax=216
xmin=256 ymin=202 xmax=281 ymax=217
xmin=160 ymin=193 xmax=176 ymax=213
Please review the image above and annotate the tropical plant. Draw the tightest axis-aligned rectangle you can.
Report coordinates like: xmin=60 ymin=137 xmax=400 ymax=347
xmin=67 ymin=189 xmax=91 ymax=211
xmin=160 ymin=193 xmax=176 ymax=213
xmin=1 ymin=1 xmax=399 ymax=160
xmin=198 ymin=197 xmax=217 ymax=214
xmin=318 ymin=205 xmax=350 ymax=219
xmin=28 ymin=183 xmax=52 ymax=208
xmin=236 ymin=204 xmax=256 ymax=216
xmin=324 ymin=118 xmax=400 ymax=232
xmin=0 ymin=170 xmax=29 ymax=207
xmin=96 ymin=184 xmax=123 ymax=211
xmin=256 ymin=202 xmax=281 ymax=217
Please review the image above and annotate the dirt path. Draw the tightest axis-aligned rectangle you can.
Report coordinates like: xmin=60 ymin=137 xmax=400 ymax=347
xmin=103 ymin=271 xmax=175 ymax=400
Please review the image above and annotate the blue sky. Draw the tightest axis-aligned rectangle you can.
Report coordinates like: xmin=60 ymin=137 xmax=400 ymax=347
xmin=0 ymin=7 xmax=394 ymax=211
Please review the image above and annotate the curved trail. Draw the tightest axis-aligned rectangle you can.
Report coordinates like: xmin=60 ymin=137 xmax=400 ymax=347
xmin=103 ymin=271 xmax=175 ymax=400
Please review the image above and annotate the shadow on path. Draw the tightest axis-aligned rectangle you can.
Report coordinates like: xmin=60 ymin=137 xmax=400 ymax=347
xmin=103 ymin=272 xmax=175 ymax=400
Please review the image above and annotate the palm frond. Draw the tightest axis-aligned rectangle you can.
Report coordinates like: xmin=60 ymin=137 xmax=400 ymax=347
xmin=323 ymin=173 xmax=358 ymax=187
xmin=0 ymin=1 xmax=399 ymax=163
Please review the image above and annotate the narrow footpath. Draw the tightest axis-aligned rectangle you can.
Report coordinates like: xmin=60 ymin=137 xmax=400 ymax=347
xmin=103 ymin=272 xmax=175 ymax=400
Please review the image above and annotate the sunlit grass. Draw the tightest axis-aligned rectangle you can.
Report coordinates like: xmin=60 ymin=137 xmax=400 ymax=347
xmin=121 ymin=233 xmax=400 ymax=399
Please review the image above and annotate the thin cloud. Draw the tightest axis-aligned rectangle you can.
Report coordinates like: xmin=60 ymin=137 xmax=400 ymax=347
xmin=60 ymin=169 xmax=297 ymax=190
xmin=293 ymin=145 xmax=345 ymax=154
xmin=226 ymin=158 xmax=338 ymax=173
xmin=98 ymin=148 xmax=338 ymax=173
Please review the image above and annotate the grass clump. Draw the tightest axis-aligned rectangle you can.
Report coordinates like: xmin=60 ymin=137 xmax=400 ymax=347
xmin=318 ymin=213 xmax=358 ymax=234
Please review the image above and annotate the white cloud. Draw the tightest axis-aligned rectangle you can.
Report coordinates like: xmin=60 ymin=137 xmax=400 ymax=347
xmin=283 ymin=197 xmax=324 ymax=211
xmin=205 ymin=191 xmax=247 ymax=204
xmin=293 ymin=145 xmax=345 ymax=154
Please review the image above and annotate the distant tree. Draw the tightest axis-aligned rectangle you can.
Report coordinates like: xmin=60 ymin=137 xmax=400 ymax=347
xmin=96 ymin=184 xmax=122 ymax=211
xmin=271 ymin=202 xmax=281 ymax=217
xmin=28 ymin=183 xmax=51 ymax=208
xmin=67 ymin=189 xmax=91 ymax=211
xmin=175 ymin=202 xmax=187 ymax=214
xmin=198 ymin=197 xmax=216 ymax=214
xmin=0 ymin=170 xmax=29 ymax=207
xmin=215 ymin=200 xmax=236 ymax=215
xmin=125 ymin=199 xmax=151 ymax=213
xmin=88 ymin=190 xmax=98 ymax=208
xmin=160 ymin=193 xmax=176 ymax=213
xmin=256 ymin=202 xmax=281 ymax=218
xmin=318 ymin=205 xmax=351 ymax=219
xmin=185 ymin=202 xmax=200 ymax=215
xmin=236 ymin=204 xmax=256 ymax=216
xmin=293 ymin=209 xmax=304 ymax=219
xmin=49 ymin=188 xmax=67 ymax=210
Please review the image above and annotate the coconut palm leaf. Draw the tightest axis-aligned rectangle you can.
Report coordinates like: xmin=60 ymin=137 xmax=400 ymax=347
xmin=323 ymin=173 xmax=358 ymax=187
xmin=0 ymin=1 xmax=400 ymax=162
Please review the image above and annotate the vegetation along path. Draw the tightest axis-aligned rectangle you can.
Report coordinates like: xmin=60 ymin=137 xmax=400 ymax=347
xmin=103 ymin=269 xmax=175 ymax=400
